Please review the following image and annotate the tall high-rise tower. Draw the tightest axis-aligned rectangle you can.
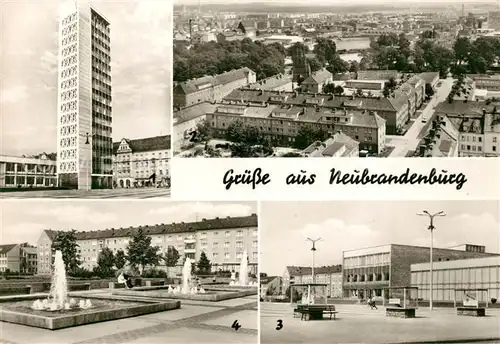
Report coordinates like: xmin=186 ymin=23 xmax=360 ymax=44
xmin=57 ymin=1 xmax=113 ymax=190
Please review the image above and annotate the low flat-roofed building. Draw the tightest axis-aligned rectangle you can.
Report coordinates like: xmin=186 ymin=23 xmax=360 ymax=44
xmin=302 ymin=131 xmax=360 ymax=157
xmin=357 ymin=70 xmax=399 ymax=81
xmin=342 ymin=244 xmax=497 ymax=300
xmin=345 ymin=80 xmax=385 ymax=91
xmin=411 ymin=256 xmax=500 ymax=302
xmin=468 ymin=74 xmax=500 ymax=91
xmin=0 ymin=153 xmax=57 ymax=189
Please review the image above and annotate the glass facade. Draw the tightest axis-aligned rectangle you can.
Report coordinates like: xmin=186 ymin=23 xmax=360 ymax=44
xmin=90 ymin=9 xmax=113 ymax=178
xmin=412 ymin=264 xmax=500 ymax=301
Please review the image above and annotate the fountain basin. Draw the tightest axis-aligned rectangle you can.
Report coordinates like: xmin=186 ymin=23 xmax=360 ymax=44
xmin=113 ymin=285 xmax=257 ymax=302
xmin=0 ymin=294 xmax=180 ymax=330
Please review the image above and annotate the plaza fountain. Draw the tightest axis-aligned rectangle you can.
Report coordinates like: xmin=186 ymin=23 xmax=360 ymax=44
xmin=112 ymin=255 xmax=256 ymax=301
xmin=31 ymin=251 xmax=93 ymax=312
xmin=229 ymin=250 xmax=257 ymax=287
xmin=0 ymin=250 xmax=180 ymax=330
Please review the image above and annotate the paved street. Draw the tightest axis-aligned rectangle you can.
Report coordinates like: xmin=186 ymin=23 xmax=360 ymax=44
xmin=0 ymin=188 xmax=170 ymax=199
xmin=260 ymin=302 xmax=500 ymax=344
xmin=387 ymin=77 xmax=455 ymax=157
xmin=0 ymin=291 xmax=257 ymax=344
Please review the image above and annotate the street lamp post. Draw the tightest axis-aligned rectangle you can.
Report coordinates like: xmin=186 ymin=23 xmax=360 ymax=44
xmin=417 ymin=210 xmax=446 ymax=310
xmin=306 ymin=238 xmax=322 ymax=283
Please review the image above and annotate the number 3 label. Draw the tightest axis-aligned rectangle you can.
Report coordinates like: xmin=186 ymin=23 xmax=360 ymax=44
xmin=276 ymin=319 xmax=283 ymax=330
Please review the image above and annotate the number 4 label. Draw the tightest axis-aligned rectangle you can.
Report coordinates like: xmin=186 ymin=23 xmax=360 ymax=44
xmin=231 ymin=320 xmax=241 ymax=331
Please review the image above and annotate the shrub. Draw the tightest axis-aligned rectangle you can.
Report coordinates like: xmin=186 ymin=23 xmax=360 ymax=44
xmin=70 ymin=267 xmax=95 ymax=279
xmin=142 ymin=269 xmax=168 ymax=279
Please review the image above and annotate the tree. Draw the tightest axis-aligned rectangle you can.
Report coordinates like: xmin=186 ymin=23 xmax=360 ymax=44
xmin=349 ymin=61 xmax=359 ymax=73
xmin=313 ymin=38 xmax=337 ymax=64
xmin=164 ymin=246 xmax=180 ymax=276
xmin=197 ymin=251 xmax=212 ymax=275
xmin=126 ymin=228 xmax=161 ymax=275
xmin=383 ymin=87 xmax=391 ymax=98
xmin=52 ymin=230 xmax=81 ymax=275
xmin=334 ymin=85 xmax=344 ymax=95
xmin=115 ymin=249 xmax=126 ymax=269
xmin=326 ymin=55 xmax=349 ymax=74
xmin=195 ymin=119 xmax=212 ymax=143
xmin=293 ymin=125 xmax=328 ymax=149
xmin=225 ymin=119 xmax=246 ymax=143
xmin=94 ymin=247 xmax=115 ymax=278
xmin=306 ymin=57 xmax=322 ymax=73
xmin=453 ymin=37 xmax=471 ymax=65
xmin=322 ymin=83 xmax=336 ymax=94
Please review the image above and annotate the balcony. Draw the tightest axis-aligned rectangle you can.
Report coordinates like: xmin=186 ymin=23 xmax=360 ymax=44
xmin=184 ymin=237 xmax=196 ymax=244
xmin=184 ymin=248 xmax=196 ymax=254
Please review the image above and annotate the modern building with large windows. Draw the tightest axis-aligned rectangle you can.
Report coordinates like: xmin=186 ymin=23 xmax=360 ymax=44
xmin=411 ymin=256 xmax=500 ymax=302
xmin=0 ymin=154 xmax=57 ymax=188
xmin=342 ymin=244 xmax=496 ymax=300
xmin=57 ymin=1 xmax=113 ymax=190
xmin=36 ymin=214 xmax=258 ymax=275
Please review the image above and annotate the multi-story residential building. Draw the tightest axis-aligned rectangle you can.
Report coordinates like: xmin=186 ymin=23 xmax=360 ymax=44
xmin=36 ymin=214 xmax=258 ymax=275
xmin=435 ymin=101 xmax=500 ymax=157
xmin=57 ymin=2 xmax=113 ymax=190
xmin=484 ymin=111 xmax=500 ymax=157
xmin=0 ymin=244 xmax=37 ymax=274
xmin=212 ymin=90 xmax=388 ymax=153
xmin=0 ymin=153 xmax=56 ymax=188
xmin=260 ymin=276 xmax=283 ymax=296
xmin=21 ymin=246 xmax=38 ymax=274
xmin=173 ymin=68 xmax=257 ymax=108
xmin=223 ymin=88 xmax=406 ymax=135
xmin=404 ymin=75 xmax=425 ymax=109
xmin=342 ymin=244 xmax=497 ymax=300
xmin=468 ymin=74 xmax=500 ymax=91
xmin=418 ymin=72 xmax=440 ymax=91
xmin=37 ymin=230 xmax=59 ymax=275
xmin=112 ymin=135 xmax=171 ymax=188
xmin=173 ymin=103 xmax=218 ymax=154
xmin=282 ymin=265 xmax=343 ymax=298
xmin=301 ymin=69 xmax=333 ymax=93
xmin=247 ymin=73 xmax=293 ymax=92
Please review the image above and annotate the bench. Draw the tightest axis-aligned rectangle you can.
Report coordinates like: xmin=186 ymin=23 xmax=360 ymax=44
xmin=294 ymin=304 xmax=338 ymax=321
xmin=457 ymin=307 xmax=486 ymax=317
xmin=323 ymin=305 xmax=338 ymax=320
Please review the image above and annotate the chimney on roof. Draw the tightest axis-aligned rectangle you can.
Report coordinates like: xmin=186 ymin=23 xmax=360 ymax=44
xmin=202 ymin=218 xmax=206 ymax=221
xmin=215 ymin=217 xmax=219 ymax=219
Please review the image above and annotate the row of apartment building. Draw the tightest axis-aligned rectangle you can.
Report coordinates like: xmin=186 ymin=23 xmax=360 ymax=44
xmin=0 ymin=244 xmax=38 ymax=274
xmin=173 ymin=69 xmax=437 ymax=156
xmin=0 ymin=136 xmax=170 ymax=189
xmin=36 ymin=214 xmax=258 ymax=276
xmin=268 ymin=243 xmax=500 ymax=302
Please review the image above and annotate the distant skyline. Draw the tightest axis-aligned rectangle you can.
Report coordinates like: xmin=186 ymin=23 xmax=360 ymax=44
xmin=0 ymin=201 xmax=257 ymax=245
xmin=175 ymin=0 xmax=499 ymax=6
xmin=1 ymin=0 xmax=172 ymax=156
xmin=260 ymin=201 xmax=500 ymax=276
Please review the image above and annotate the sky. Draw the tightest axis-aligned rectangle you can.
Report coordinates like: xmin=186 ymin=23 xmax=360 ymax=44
xmin=1 ymin=0 xmax=172 ymax=156
xmin=0 ymin=201 xmax=256 ymax=245
xmin=260 ymin=201 xmax=500 ymax=276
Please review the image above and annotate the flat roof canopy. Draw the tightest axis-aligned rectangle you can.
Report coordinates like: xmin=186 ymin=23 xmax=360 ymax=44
xmin=454 ymin=288 xmax=488 ymax=292
xmin=292 ymin=283 xmax=328 ymax=287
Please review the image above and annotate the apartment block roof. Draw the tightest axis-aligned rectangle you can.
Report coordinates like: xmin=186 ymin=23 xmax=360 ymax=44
xmin=175 ymin=68 xmax=254 ymax=95
xmin=0 ymin=244 xmax=18 ymax=254
xmin=44 ymin=214 xmax=258 ymax=241
xmin=174 ymin=102 xmax=218 ymax=125
xmin=223 ymin=89 xmax=408 ymax=113
xmin=247 ymin=73 xmax=292 ymax=91
xmin=418 ymin=72 xmax=440 ymax=84
xmin=113 ymin=135 xmax=171 ymax=154
xmin=286 ymin=265 xmax=342 ymax=277
xmin=302 ymin=69 xmax=333 ymax=85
